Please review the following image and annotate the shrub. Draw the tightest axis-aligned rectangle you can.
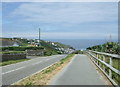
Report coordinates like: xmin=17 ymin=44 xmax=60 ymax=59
xmin=1 ymin=46 xmax=44 ymax=51
xmin=44 ymin=50 xmax=58 ymax=56
xmin=87 ymin=42 xmax=120 ymax=54
xmin=0 ymin=51 xmax=25 ymax=54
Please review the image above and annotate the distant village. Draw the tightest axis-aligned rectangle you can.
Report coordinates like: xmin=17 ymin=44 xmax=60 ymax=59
xmin=0 ymin=37 xmax=75 ymax=54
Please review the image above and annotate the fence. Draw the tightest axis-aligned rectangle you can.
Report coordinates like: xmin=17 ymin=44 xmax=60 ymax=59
xmin=86 ymin=50 xmax=120 ymax=86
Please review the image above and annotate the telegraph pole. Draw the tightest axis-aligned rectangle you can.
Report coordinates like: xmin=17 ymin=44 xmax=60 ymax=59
xmin=39 ymin=28 xmax=41 ymax=46
xmin=109 ymin=35 xmax=112 ymax=42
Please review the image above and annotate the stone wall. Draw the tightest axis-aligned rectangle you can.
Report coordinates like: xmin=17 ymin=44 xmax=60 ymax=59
xmin=1 ymin=53 xmax=26 ymax=61
xmin=25 ymin=50 xmax=44 ymax=56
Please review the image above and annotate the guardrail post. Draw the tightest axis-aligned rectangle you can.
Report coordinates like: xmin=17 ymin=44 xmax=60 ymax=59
xmin=88 ymin=50 xmax=120 ymax=86
xmin=96 ymin=54 xmax=99 ymax=65
xmin=99 ymin=55 xmax=102 ymax=67
xmin=103 ymin=55 xmax=106 ymax=71
xmin=109 ymin=57 xmax=112 ymax=78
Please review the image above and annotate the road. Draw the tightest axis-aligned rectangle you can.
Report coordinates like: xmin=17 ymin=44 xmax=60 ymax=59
xmin=2 ymin=55 xmax=67 ymax=85
xmin=49 ymin=54 xmax=106 ymax=85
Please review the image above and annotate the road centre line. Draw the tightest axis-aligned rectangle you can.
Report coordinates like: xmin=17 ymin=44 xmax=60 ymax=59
xmin=2 ymin=67 xmax=24 ymax=75
xmin=2 ymin=56 xmax=61 ymax=75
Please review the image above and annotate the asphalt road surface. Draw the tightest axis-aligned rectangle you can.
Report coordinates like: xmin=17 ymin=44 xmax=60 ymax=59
xmin=2 ymin=55 xmax=67 ymax=85
xmin=49 ymin=54 xmax=106 ymax=85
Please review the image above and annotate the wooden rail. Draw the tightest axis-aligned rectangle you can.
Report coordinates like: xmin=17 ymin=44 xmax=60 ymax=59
xmin=86 ymin=50 xmax=120 ymax=86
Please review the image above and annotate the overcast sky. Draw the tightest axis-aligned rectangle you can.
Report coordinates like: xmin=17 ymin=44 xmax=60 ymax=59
xmin=2 ymin=2 xmax=118 ymax=39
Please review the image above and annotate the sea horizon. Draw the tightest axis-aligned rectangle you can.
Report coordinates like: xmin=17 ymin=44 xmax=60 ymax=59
xmin=44 ymin=39 xmax=118 ymax=50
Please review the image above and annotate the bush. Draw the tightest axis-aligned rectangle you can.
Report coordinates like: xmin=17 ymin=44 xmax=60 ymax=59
xmin=44 ymin=50 xmax=58 ymax=56
xmin=72 ymin=50 xmax=84 ymax=54
xmin=0 ymin=51 xmax=25 ymax=54
xmin=0 ymin=46 xmax=44 ymax=51
xmin=87 ymin=42 xmax=120 ymax=54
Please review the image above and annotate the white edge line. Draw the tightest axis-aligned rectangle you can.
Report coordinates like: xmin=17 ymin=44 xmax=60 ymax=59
xmin=2 ymin=61 xmax=43 ymax=75
xmin=2 ymin=55 xmax=65 ymax=75
xmin=11 ymin=62 xmax=59 ymax=85
xmin=11 ymin=55 xmax=68 ymax=85
xmin=1 ymin=58 xmax=37 ymax=68
xmin=2 ymin=67 xmax=24 ymax=75
xmin=32 ymin=61 xmax=43 ymax=65
xmin=1 ymin=55 xmax=62 ymax=68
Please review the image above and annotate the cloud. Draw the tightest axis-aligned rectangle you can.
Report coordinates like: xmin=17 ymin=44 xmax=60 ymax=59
xmin=2 ymin=0 xmax=119 ymax=2
xmin=11 ymin=2 xmax=117 ymax=24
xmin=2 ymin=2 xmax=118 ymax=39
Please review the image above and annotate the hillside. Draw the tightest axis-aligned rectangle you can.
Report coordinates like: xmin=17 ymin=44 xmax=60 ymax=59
xmin=1 ymin=38 xmax=75 ymax=55
xmin=87 ymin=42 xmax=120 ymax=55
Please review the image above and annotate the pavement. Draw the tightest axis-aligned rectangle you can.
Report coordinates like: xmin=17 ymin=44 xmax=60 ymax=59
xmin=1 ymin=55 xmax=67 ymax=85
xmin=49 ymin=54 xmax=106 ymax=85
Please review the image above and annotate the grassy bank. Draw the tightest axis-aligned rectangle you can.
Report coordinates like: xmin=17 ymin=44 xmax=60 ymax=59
xmin=14 ymin=54 xmax=75 ymax=86
xmin=87 ymin=42 xmax=120 ymax=55
xmin=0 ymin=59 xmax=29 ymax=66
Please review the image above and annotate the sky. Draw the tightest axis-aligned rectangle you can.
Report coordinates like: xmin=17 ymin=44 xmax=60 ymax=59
xmin=2 ymin=2 xmax=118 ymax=40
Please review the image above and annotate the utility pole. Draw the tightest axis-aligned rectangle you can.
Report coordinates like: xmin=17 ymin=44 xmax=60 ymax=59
xmin=39 ymin=28 xmax=41 ymax=46
xmin=109 ymin=34 xmax=112 ymax=42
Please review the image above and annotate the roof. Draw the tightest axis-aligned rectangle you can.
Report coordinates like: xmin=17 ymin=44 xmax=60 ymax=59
xmin=0 ymin=39 xmax=20 ymax=47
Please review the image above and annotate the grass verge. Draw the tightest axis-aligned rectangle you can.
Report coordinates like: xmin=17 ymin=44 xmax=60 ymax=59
xmin=0 ymin=59 xmax=29 ymax=66
xmin=14 ymin=53 xmax=75 ymax=86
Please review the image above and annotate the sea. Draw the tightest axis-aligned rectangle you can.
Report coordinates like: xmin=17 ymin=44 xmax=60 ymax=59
xmin=44 ymin=39 xmax=118 ymax=50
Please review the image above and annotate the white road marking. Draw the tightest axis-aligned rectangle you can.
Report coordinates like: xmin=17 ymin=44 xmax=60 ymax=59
xmin=2 ymin=61 xmax=44 ymax=75
xmin=1 ymin=55 xmax=60 ymax=68
xmin=46 ymin=59 xmax=50 ymax=61
xmin=12 ymin=60 xmax=63 ymax=85
xmin=32 ymin=61 xmax=42 ymax=65
xmin=2 ymin=55 xmax=66 ymax=75
xmin=2 ymin=67 xmax=24 ymax=75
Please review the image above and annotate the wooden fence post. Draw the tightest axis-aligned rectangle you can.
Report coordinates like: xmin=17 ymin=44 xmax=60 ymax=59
xmin=96 ymin=54 xmax=99 ymax=65
xmin=109 ymin=57 xmax=112 ymax=78
xmin=103 ymin=55 xmax=106 ymax=71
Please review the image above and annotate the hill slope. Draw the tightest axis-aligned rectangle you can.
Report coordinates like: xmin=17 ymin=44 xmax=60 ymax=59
xmin=1 ymin=38 xmax=75 ymax=55
xmin=87 ymin=42 xmax=120 ymax=55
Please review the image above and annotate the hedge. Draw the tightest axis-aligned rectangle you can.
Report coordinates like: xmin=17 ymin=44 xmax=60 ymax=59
xmin=0 ymin=51 xmax=25 ymax=54
xmin=87 ymin=42 xmax=120 ymax=54
xmin=0 ymin=46 xmax=44 ymax=51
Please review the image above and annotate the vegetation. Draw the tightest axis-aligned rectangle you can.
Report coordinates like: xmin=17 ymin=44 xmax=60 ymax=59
xmin=87 ymin=42 xmax=120 ymax=54
xmin=44 ymin=50 xmax=58 ymax=56
xmin=0 ymin=38 xmax=75 ymax=66
xmin=87 ymin=42 xmax=120 ymax=86
xmin=1 ymin=46 xmax=44 ymax=51
xmin=1 ymin=38 xmax=74 ymax=56
xmin=53 ymin=42 xmax=74 ymax=50
xmin=0 ymin=51 xmax=25 ymax=54
xmin=40 ymin=40 xmax=73 ymax=56
xmin=40 ymin=40 xmax=59 ymax=56
xmin=15 ymin=54 xmax=75 ymax=85
xmin=15 ymin=38 xmax=30 ymax=46
xmin=0 ymin=59 xmax=29 ymax=66
xmin=72 ymin=50 xmax=84 ymax=54
xmin=0 ymin=46 xmax=58 ymax=56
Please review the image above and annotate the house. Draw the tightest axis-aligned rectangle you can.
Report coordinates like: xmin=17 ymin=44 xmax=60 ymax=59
xmin=0 ymin=39 xmax=20 ymax=47
xmin=13 ymin=42 xmax=19 ymax=46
